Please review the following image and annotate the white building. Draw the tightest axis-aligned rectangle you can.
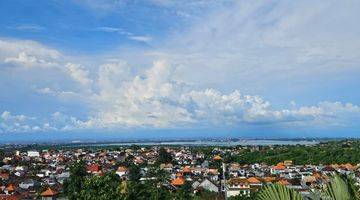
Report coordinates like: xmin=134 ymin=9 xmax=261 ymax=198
xmin=27 ymin=150 xmax=40 ymax=157
xmin=116 ymin=166 xmax=128 ymax=177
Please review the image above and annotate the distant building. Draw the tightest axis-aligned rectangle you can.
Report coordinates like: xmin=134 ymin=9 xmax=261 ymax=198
xmin=271 ymin=163 xmax=286 ymax=175
xmin=27 ymin=150 xmax=40 ymax=157
xmin=86 ymin=164 xmax=101 ymax=174
xmin=116 ymin=166 xmax=128 ymax=177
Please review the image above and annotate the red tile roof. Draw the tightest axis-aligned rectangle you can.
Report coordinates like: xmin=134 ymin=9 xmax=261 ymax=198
xmin=171 ymin=177 xmax=185 ymax=186
xmin=273 ymin=164 xmax=286 ymax=170
xmin=87 ymin=164 xmax=100 ymax=172
xmin=0 ymin=195 xmax=20 ymax=200
xmin=41 ymin=188 xmax=58 ymax=197
xmin=213 ymin=155 xmax=222 ymax=160
xmin=6 ymin=184 xmax=15 ymax=192
xmin=247 ymin=177 xmax=261 ymax=184
xmin=183 ymin=166 xmax=191 ymax=173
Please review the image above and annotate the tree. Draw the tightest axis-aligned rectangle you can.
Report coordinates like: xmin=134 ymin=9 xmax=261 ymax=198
xmin=195 ymin=190 xmax=222 ymax=200
xmin=121 ymin=180 xmax=172 ymax=200
xmin=128 ymin=164 xmax=141 ymax=182
xmin=150 ymin=186 xmax=172 ymax=200
xmin=78 ymin=173 xmax=121 ymax=200
xmin=63 ymin=162 xmax=174 ymax=200
xmin=257 ymin=183 xmax=303 ymax=200
xmin=0 ymin=150 xmax=4 ymax=166
xmin=157 ymin=147 xmax=173 ymax=164
xmin=146 ymin=168 xmax=169 ymax=184
xmin=175 ymin=181 xmax=193 ymax=200
xmin=63 ymin=160 xmax=87 ymax=200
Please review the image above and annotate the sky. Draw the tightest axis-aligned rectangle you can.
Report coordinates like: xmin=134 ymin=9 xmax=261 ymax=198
xmin=1 ymin=0 xmax=360 ymax=142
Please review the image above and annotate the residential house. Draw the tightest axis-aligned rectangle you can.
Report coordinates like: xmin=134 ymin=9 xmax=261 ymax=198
xmin=226 ymin=178 xmax=251 ymax=198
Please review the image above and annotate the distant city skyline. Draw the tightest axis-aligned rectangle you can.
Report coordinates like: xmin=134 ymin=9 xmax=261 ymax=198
xmin=1 ymin=0 xmax=360 ymax=139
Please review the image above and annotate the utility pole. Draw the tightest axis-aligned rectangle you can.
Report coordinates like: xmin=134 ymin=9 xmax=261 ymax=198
xmin=222 ymin=162 xmax=227 ymax=200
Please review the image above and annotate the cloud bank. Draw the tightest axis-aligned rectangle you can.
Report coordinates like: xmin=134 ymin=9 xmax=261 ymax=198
xmin=0 ymin=39 xmax=359 ymax=133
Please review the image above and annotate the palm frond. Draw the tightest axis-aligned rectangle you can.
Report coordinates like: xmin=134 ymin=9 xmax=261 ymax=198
xmin=257 ymin=183 xmax=303 ymax=200
xmin=321 ymin=174 xmax=357 ymax=200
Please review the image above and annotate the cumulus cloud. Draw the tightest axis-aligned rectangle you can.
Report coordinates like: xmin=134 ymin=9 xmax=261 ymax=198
xmin=1 ymin=57 xmax=360 ymax=133
xmin=65 ymin=63 xmax=93 ymax=86
xmin=0 ymin=39 xmax=92 ymax=90
xmin=0 ymin=111 xmax=37 ymax=133
xmin=4 ymin=51 xmax=58 ymax=67
xmin=0 ymin=111 xmax=92 ymax=133
xmin=92 ymin=60 xmax=192 ymax=128
xmin=85 ymin=60 xmax=360 ymax=129
xmin=49 ymin=112 xmax=93 ymax=131
xmin=0 ymin=39 xmax=61 ymax=62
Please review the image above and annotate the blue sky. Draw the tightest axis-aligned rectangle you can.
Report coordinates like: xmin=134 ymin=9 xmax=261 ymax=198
xmin=1 ymin=0 xmax=360 ymax=141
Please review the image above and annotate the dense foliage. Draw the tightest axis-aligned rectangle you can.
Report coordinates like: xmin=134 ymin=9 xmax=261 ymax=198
xmin=232 ymin=141 xmax=360 ymax=165
xmin=157 ymin=147 xmax=173 ymax=164
xmin=63 ymin=162 xmax=200 ymax=200
xmin=59 ymin=140 xmax=360 ymax=200
xmin=63 ymin=160 xmax=87 ymax=200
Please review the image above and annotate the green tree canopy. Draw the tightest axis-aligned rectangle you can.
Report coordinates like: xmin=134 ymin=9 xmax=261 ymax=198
xmin=157 ymin=147 xmax=173 ymax=164
xmin=63 ymin=160 xmax=87 ymax=200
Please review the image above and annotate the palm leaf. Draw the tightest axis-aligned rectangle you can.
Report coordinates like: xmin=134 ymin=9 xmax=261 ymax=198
xmin=321 ymin=174 xmax=358 ymax=200
xmin=257 ymin=183 xmax=303 ymax=200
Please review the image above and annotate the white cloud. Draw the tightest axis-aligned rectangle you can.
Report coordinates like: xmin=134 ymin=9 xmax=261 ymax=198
xmin=49 ymin=112 xmax=94 ymax=131
xmin=86 ymin=59 xmax=360 ymax=129
xmin=8 ymin=24 xmax=45 ymax=32
xmin=92 ymin=60 xmax=193 ymax=128
xmin=0 ymin=38 xmax=63 ymax=65
xmin=35 ymin=87 xmax=55 ymax=95
xmin=96 ymin=26 xmax=132 ymax=35
xmin=1 ymin=56 xmax=360 ymax=133
xmin=34 ymin=87 xmax=77 ymax=99
xmin=0 ymin=39 xmax=93 ymax=90
xmin=128 ymin=36 xmax=152 ymax=42
xmin=96 ymin=26 xmax=123 ymax=32
xmin=74 ymin=0 xmax=125 ymax=12
xmin=4 ymin=51 xmax=58 ymax=67
xmin=65 ymin=63 xmax=93 ymax=86
xmin=0 ymin=111 xmax=37 ymax=133
xmin=155 ymin=0 xmax=360 ymax=91
xmin=97 ymin=61 xmax=130 ymax=98
xmin=0 ymin=111 xmax=93 ymax=133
